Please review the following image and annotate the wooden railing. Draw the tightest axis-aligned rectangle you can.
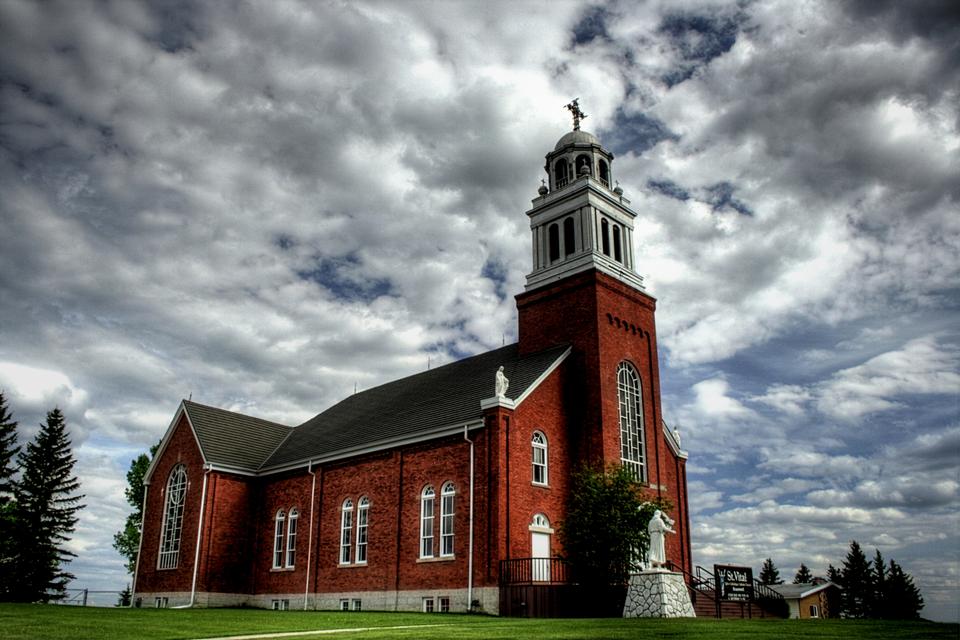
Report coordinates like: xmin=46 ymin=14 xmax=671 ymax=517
xmin=499 ymin=557 xmax=571 ymax=585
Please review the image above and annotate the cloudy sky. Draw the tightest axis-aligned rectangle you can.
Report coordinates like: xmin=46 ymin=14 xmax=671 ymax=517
xmin=1 ymin=0 xmax=957 ymax=621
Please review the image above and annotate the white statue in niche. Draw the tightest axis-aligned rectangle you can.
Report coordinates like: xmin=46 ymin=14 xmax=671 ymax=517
xmin=495 ymin=366 xmax=509 ymax=398
xmin=646 ymin=509 xmax=676 ymax=570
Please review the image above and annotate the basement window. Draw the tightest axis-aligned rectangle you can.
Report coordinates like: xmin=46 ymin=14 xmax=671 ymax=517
xmin=271 ymin=599 xmax=289 ymax=610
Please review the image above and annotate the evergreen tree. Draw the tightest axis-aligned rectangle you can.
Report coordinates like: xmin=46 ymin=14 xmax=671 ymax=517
xmin=884 ymin=559 xmax=924 ymax=619
xmin=0 ymin=392 xmax=21 ymax=599
xmin=759 ymin=557 xmax=783 ymax=585
xmin=11 ymin=408 xmax=85 ymax=602
xmin=113 ymin=441 xmax=159 ymax=575
xmin=793 ymin=563 xmax=813 ymax=584
xmin=839 ymin=540 xmax=873 ymax=618
xmin=827 ymin=563 xmax=842 ymax=585
xmin=871 ymin=549 xmax=887 ymax=618
xmin=558 ymin=464 xmax=670 ymax=615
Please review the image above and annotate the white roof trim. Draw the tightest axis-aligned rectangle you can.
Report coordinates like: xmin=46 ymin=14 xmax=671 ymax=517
xmin=259 ymin=419 xmax=486 ymax=475
xmin=143 ymin=401 xmax=208 ymax=485
xmin=512 ymin=346 xmax=572 ymax=407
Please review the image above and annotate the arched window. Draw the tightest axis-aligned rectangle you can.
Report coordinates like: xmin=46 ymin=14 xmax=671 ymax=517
xmin=158 ymin=464 xmax=187 ymax=569
xmin=563 ymin=217 xmax=575 ymax=257
xmin=576 ymin=154 xmax=591 ymax=176
xmin=531 ymin=513 xmax=550 ymax=529
xmin=272 ymin=509 xmax=285 ymax=569
xmin=598 ymin=159 xmax=610 ymax=187
xmin=420 ymin=486 xmax=435 ymax=558
xmin=617 ymin=362 xmax=647 ymax=481
xmin=553 ymin=159 xmax=568 ymax=188
xmin=548 ymin=223 xmax=560 ymax=263
xmin=601 ymin=218 xmax=611 ymax=256
xmin=340 ymin=499 xmax=353 ymax=564
xmin=286 ymin=508 xmax=298 ymax=568
xmin=532 ymin=431 xmax=548 ymax=485
xmin=356 ymin=497 xmax=369 ymax=564
xmin=613 ymin=225 xmax=622 ymax=263
xmin=440 ymin=482 xmax=455 ymax=557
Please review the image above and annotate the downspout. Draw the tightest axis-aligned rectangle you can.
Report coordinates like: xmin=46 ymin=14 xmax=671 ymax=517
xmin=463 ymin=425 xmax=475 ymax=612
xmin=645 ymin=331 xmax=662 ymax=497
xmin=187 ymin=464 xmax=211 ymax=607
xmin=304 ymin=462 xmax=317 ymax=610
xmin=130 ymin=484 xmax=149 ymax=606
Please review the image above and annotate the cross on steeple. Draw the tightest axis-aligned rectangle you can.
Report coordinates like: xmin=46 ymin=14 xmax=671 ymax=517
xmin=565 ymin=98 xmax=587 ymax=131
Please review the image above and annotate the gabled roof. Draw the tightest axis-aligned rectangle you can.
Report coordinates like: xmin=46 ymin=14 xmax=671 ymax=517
xmin=770 ymin=582 xmax=840 ymax=599
xmin=183 ymin=400 xmax=293 ymax=472
xmin=262 ymin=343 xmax=570 ymax=470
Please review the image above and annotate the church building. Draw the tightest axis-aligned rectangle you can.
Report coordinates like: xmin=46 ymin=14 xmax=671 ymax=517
xmin=133 ymin=104 xmax=692 ymax=613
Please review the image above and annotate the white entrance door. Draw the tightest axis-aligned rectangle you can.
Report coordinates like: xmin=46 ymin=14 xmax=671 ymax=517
xmin=531 ymin=531 xmax=551 ymax=582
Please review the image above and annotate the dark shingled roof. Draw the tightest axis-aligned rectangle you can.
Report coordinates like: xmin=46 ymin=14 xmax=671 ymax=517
xmin=183 ymin=400 xmax=293 ymax=471
xmin=262 ymin=343 xmax=569 ymax=470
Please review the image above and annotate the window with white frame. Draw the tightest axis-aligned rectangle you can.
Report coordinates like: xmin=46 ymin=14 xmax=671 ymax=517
xmin=339 ymin=599 xmax=350 ymax=611
xmin=158 ymin=464 xmax=187 ymax=569
xmin=420 ymin=486 xmax=435 ymax=558
xmin=422 ymin=597 xmax=434 ymax=612
xmin=439 ymin=596 xmax=450 ymax=612
xmin=532 ymin=431 xmax=548 ymax=485
xmin=351 ymin=599 xmax=362 ymax=611
xmin=355 ymin=497 xmax=369 ymax=564
xmin=285 ymin=508 xmax=298 ymax=568
xmin=440 ymin=482 xmax=455 ymax=557
xmin=272 ymin=509 xmax=286 ymax=569
xmin=617 ymin=361 xmax=647 ymax=481
xmin=340 ymin=499 xmax=353 ymax=564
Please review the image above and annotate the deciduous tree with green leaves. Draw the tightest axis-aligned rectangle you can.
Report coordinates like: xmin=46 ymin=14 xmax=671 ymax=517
xmin=113 ymin=441 xmax=160 ymax=576
xmin=558 ymin=464 xmax=671 ymax=615
xmin=11 ymin=408 xmax=85 ymax=602
xmin=793 ymin=562 xmax=813 ymax=584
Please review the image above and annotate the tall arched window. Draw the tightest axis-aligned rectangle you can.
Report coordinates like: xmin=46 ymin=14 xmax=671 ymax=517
xmin=440 ymin=482 xmax=455 ymax=557
xmin=576 ymin=154 xmax=591 ymax=176
xmin=272 ymin=509 xmax=285 ymax=569
xmin=286 ymin=508 xmax=298 ymax=568
xmin=420 ymin=486 xmax=435 ymax=558
xmin=601 ymin=218 xmax=611 ymax=256
xmin=340 ymin=499 xmax=354 ymax=564
xmin=158 ymin=464 xmax=187 ymax=569
xmin=563 ymin=217 xmax=576 ymax=257
xmin=532 ymin=431 xmax=548 ymax=485
xmin=617 ymin=362 xmax=647 ymax=481
xmin=356 ymin=497 xmax=369 ymax=564
xmin=613 ymin=225 xmax=622 ymax=263
xmin=548 ymin=223 xmax=560 ymax=263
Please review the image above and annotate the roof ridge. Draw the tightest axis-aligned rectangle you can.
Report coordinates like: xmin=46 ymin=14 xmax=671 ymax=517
xmin=184 ymin=398 xmax=292 ymax=429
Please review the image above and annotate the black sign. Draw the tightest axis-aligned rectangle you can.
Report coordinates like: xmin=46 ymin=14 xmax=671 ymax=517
xmin=714 ymin=564 xmax=754 ymax=602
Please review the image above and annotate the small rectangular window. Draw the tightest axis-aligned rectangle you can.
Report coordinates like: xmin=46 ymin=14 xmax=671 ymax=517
xmin=340 ymin=599 xmax=350 ymax=611
xmin=271 ymin=599 xmax=289 ymax=610
xmin=422 ymin=597 xmax=434 ymax=613
xmin=351 ymin=599 xmax=362 ymax=611
xmin=154 ymin=597 xmax=168 ymax=608
xmin=439 ymin=596 xmax=450 ymax=613
xmin=810 ymin=604 xmax=819 ymax=618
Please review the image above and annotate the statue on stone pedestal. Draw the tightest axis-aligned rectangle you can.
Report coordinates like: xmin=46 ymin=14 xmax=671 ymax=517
xmin=495 ymin=366 xmax=509 ymax=398
xmin=646 ymin=509 xmax=676 ymax=570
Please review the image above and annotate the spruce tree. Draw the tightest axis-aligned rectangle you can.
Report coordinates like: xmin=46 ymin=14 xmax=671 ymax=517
xmin=0 ymin=392 xmax=21 ymax=599
xmin=11 ymin=408 xmax=85 ymax=602
xmin=759 ymin=557 xmax=783 ymax=585
xmin=884 ymin=559 xmax=924 ymax=619
xmin=872 ymin=549 xmax=887 ymax=618
xmin=839 ymin=540 xmax=873 ymax=618
xmin=793 ymin=563 xmax=813 ymax=584
xmin=113 ymin=441 xmax=159 ymax=575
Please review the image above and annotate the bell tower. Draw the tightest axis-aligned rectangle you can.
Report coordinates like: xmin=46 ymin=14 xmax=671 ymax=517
xmin=524 ymin=99 xmax=646 ymax=294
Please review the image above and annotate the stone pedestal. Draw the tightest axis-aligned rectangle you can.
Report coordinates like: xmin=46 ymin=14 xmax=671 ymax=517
xmin=622 ymin=571 xmax=696 ymax=618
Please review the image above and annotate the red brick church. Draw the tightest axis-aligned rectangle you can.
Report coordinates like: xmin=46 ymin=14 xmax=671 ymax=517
xmin=133 ymin=109 xmax=692 ymax=613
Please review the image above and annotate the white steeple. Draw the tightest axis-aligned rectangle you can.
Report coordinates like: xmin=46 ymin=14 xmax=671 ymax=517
xmin=524 ymin=101 xmax=645 ymax=293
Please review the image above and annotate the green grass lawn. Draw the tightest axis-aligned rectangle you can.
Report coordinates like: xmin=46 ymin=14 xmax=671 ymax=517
xmin=0 ymin=604 xmax=956 ymax=640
